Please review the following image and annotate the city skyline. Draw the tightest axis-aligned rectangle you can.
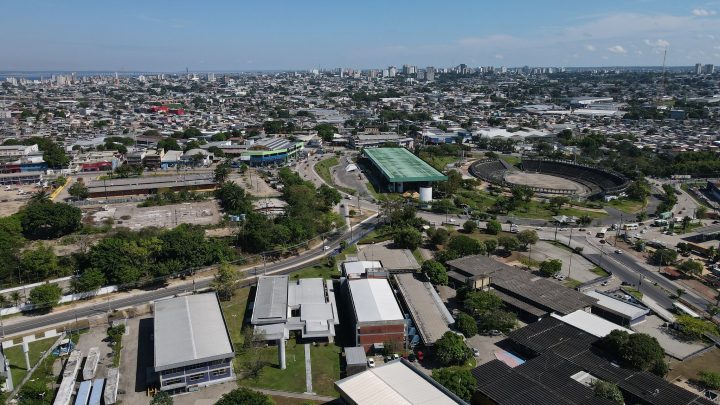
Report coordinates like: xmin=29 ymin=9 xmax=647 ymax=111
xmin=1 ymin=0 xmax=720 ymax=71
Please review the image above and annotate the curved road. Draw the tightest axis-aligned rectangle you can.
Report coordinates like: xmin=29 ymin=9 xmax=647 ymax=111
xmin=2 ymin=217 xmax=379 ymax=337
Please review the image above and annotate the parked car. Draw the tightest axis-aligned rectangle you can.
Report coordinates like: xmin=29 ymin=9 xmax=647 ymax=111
xmin=601 ymin=281 xmax=610 ymax=286
xmin=473 ymin=348 xmax=480 ymax=357
xmin=367 ymin=358 xmax=375 ymax=368
xmin=615 ymin=249 xmax=623 ymax=254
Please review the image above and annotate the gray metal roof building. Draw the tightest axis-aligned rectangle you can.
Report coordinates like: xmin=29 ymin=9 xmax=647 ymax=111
xmin=393 ymin=273 xmax=454 ymax=345
xmin=446 ymin=255 xmax=596 ymax=317
xmin=153 ymin=293 xmax=234 ymax=372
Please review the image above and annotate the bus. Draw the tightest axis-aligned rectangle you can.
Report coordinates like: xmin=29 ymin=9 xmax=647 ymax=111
xmin=623 ymin=223 xmax=639 ymax=231
xmin=596 ymin=228 xmax=607 ymax=238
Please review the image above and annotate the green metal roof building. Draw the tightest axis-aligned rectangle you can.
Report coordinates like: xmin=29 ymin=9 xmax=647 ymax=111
xmin=363 ymin=148 xmax=446 ymax=195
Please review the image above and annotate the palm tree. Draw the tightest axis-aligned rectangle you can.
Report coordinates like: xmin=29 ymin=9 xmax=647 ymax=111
xmin=10 ymin=291 xmax=21 ymax=306
xmin=31 ymin=189 xmax=51 ymax=202
xmin=676 ymin=288 xmax=685 ymax=299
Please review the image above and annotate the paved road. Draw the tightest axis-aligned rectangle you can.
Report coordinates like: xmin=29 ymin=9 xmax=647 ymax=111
xmin=2 ymin=217 xmax=379 ymax=337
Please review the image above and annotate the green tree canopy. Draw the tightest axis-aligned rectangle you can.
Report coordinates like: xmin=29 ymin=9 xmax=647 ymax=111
xmin=394 ymin=227 xmax=423 ymax=250
xmin=434 ymin=331 xmax=471 ymax=366
xmin=213 ymin=263 xmax=239 ymax=301
xmin=455 ymin=312 xmax=478 ymax=337
xmin=517 ymin=229 xmax=539 ymax=248
xmin=68 ymin=181 xmax=89 ymax=200
xmin=28 ymin=283 xmax=63 ymax=310
xmin=486 ymin=219 xmax=502 ymax=235
xmin=593 ymin=380 xmax=624 ymax=404
xmin=539 ymin=259 xmax=563 ymax=277
xmin=21 ymin=200 xmax=82 ymax=240
xmin=462 ymin=220 xmax=478 ymax=233
xmin=215 ymin=387 xmax=275 ymax=405
xmin=20 ymin=243 xmax=59 ymax=281
xmin=651 ymin=248 xmax=678 ymax=266
xmin=447 ymin=234 xmax=485 ymax=257
xmin=422 ymin=260 xmax=448 ymax=285
xmin=432 ymin=367 xmax=476 ymax=401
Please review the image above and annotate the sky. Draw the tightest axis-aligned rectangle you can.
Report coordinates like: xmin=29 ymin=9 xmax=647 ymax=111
xmin=1 ymin=0 xmax=719 ymax=71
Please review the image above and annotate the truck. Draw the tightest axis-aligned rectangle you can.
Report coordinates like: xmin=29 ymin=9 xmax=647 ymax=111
xmin=596 ymin=228 xmax=607 ymax=238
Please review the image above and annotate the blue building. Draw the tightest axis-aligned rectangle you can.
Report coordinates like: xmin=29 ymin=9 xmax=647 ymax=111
xmin=153 ymin=293 xmax=235 ymax=394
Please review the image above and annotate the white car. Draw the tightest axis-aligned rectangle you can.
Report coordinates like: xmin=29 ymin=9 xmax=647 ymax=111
xmin=367 ymin=358 xmax=375 ymax=368
xmin=615 ymin=249 xmax=623 ymax=254
xmin=473 ymin=348 xmax=480 ymax=357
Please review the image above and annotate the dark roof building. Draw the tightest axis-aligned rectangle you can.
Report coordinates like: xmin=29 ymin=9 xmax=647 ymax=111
xmin=471 ymin=317 xmax=713 ymax=405
xmin=446 ymin=255 xmax=596 ymax=318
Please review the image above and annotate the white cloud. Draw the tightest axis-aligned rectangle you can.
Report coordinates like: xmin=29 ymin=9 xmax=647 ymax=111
xmin=608 ymin=45 xmax=628 ymax=54
xmin=644 ymin=39 xmax=670 ymax=48
xmin=692 ymin=8 xmax=717 ymax=16
xmin=585 ymin=44 xmax=596 ymax=51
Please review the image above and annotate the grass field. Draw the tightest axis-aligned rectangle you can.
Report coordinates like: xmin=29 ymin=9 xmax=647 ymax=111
xmin=311 ymin=343 xmax=342 ymax=396
xmin=236 ymin=339 xmax=308 ymax=393
xmin=5 ymin=337 xmax=57 ymax=388
xmin=419 ymin=153 xmax=459 ymax=171
xmin=315 ymin=157 xmax=338 ymax=185
xmin=564 ymin=279 xmax=582 ymax=289
xmin=358 ymin=227 xmax=395 ymax=244
xmin=220 ymin=287 xmax=252 ymax=345
xmin=591 ymin=267 xmax=610 ymax=277
xmin=607 ymin=198 xmax=646 ymax=214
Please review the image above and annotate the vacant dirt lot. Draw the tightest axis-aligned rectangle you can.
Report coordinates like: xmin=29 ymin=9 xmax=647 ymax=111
xmin=91 ymin=200 xmax=221 ymax=230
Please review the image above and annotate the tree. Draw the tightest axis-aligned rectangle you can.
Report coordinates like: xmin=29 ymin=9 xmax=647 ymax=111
xmin=215 ymin=182 xmax=253 ymax=215
xmin=157 ymin=138 xmax=181 ymax=152
xmin=539 ymin=259 xmax=563 ymax=277
xmin=651 ymin=248 xmax=677 ymax=266
xmin=478 ymin=309 xmax=517 ymax=333
xmin=462 ymin=220 xmax=478 ymax=233
xmin=678 ymin=259 xmax=704 ymax=276
xmin=484 ymin=239 xmax=497 ymax=255
xmin=486 ymin=219 xmax=501 ymax=235
xmin=28 ymin=283 xmax=62 ymax=311
xmin=422 ymin=260 xmax=448 ymax=285
xmin=697 ymin=205 xmax=708 ymax=220
xmin=21 ymin=200 xmax=82 ymax=240
xmin=464 ymin=290 xmax=502 ymax=315
xmin=433 ymin=367 xmax=476 ymax=401
xmin=394 ymin=227 xmax=422 ymax=250
xmin=626 ymin=179 xmax=651 ymax=201
xmin=593 ymin=381 xmax=624 ymax=404
xmin=497 ymin=235 xmax=520 ymax=252
xmin=681 ymin=215 xmax=692 ymax=230
xmin=72 ymin=268 xmax=106 ymax=293
xmin=215 ymin=387 xmax=275 ymax=405
xmin=516 ymin=229 xmax=539 ymax=249
xmin=434 ymin=331 xmax=471 ymax=366
xmin=214 ymin=163 xmax=231 ymax=184
xmin=314 ymin=123 xmax=336 ymax=142
xmin=599 ymin=330 xmax=666 ymax=374
xmin=455 ymin=312 xmax=478 ymax=337
xmin=447 ymin=234 xmax=485 ymax=257
xmin=212 ymin=263 xmax=238 ymax=301
xmin=20 ymin=244 xmax=59 ymax=281
xmin=429 ymin=227 xmax=449 ymax=246
xmin=150 ymin=391 xmax=174 ymax=405
xmin=68 ymin=181 xmax=89 ymax=200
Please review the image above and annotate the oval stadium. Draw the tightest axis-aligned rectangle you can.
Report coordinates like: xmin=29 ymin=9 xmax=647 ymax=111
xmin=470 ymin=158 xmax=630 ymax=199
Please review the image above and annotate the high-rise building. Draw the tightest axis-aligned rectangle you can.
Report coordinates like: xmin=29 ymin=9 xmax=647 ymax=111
xmin=388 ymin=66 xmax=397 ymax=77
xmin=695 ymin=63 xmax=703 ymax=75
xmin=426 ymin=66 xmax=435 ymax=81
xmin=704 ymin=64 xmax=715 ymax=74
xmin=416 ymin=69 xmax=426 ymax=80
xmin=207 ymin=73 xmax=216 ymax=82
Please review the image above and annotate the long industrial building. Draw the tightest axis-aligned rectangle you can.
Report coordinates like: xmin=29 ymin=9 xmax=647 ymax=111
xmin=345 ymin=278 xmax=406 ymax=353
xmin=85 ymin=173 xmax=216 ymax=198
xmin=153 ymin=293 xmax=234 ymax=394
xmin=362 ymin=147 xmax=446 ymax=195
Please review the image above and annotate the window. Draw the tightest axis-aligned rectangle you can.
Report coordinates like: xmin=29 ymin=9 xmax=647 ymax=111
xmin=212 ymin=369 xmax=229 ymax=377
xmin=163 ymin=378 xmax=182 ymax=386
xmin=188 ymin=373 xmax=206 ymax=382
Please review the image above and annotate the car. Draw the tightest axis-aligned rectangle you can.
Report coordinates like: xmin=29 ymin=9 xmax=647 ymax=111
xmin=367 ymin=358 xmax=375 ymax=368
xmin=600 ymin=239 xmax=607 ymax=244
xmin=579 ymin=228 xmax=586 ymax=232
xmin=601 ymin=281 xmax=610 ymax=286
xmin=535 ymin=227 xmax=543 ymax=230
xmin=559 ymin=227 xmax=569 ymax=231
xmin=416 ymin=351 xmax=424 ymax=361
xmin=615 ymin=249 xmax=623 ymax=254
xmin=473 ymin=348 xmax=480 ymax=357
xmin=488 ymin=329 xmax=502 ymax=336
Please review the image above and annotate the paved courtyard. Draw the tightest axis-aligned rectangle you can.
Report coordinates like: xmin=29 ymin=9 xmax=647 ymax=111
xmin=631 ymin=315 xmax=710 ymax=360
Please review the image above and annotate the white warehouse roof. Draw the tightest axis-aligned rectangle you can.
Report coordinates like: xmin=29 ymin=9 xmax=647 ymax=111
xmin=585 ymin=290 xmax=649 ymax=320
xmin=153 ymin=293 xmax=234 ymax=371
xmin=348 ymin=279 xmax=404 ymax=323
xmin=551 ymin=310 xmax=634 ymax=338
xmin=335 ymin=360 xmax=464 ymax=405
